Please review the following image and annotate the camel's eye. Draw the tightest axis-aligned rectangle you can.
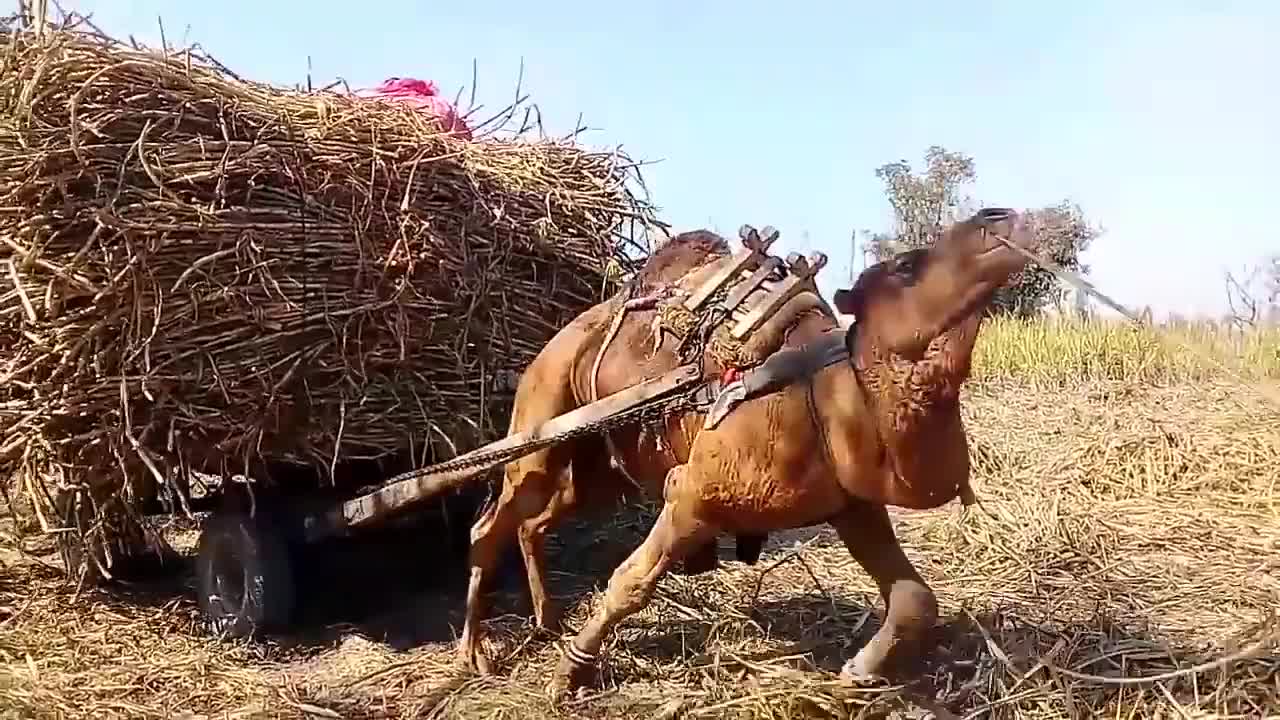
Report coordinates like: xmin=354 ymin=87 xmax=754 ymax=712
xmin=891 ymin=250 xmax=924 ymax=280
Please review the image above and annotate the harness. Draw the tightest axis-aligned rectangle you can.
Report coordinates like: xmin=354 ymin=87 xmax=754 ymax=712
xmin=588 ymin=224 xmax=840 ymax=460
xmin=588 ymin=224 xmax=978 ymax=510
xmin=701 ymin=327 xmax=850 ymax=430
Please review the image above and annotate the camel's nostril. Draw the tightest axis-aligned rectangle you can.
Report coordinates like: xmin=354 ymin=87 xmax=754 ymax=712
xmin=977 ymin=207 xmax=1014 ymax=224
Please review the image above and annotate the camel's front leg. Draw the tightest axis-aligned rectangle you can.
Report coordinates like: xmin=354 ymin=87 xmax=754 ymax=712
xmin=552 ymin=468 xmax=713 ymax=698
xmin=829 ymin=500 xmax=939 ymax=681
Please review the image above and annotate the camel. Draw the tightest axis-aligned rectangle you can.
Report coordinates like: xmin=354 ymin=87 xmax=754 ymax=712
xmin=455 ymin=208 xmax=1034 ymax=696
xmin=452 ymin=228 xmax=769 ymax=667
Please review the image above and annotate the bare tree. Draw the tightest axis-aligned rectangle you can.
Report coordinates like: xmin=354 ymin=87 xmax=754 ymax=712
xmin=1224 ymin=256 xmax=1280 ymax=329
xmin=1224 ymin=266 xmax=1260 ymax=329
xmin=1266 ymin=255 xmax=1279 ymax=307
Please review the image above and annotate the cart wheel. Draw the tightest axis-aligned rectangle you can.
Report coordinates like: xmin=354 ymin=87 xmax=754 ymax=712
xmin=195 ymin=510 xmax=296 ymax=639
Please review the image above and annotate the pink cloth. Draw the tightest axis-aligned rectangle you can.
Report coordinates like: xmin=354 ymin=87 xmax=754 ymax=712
xmin=354 ymin=77 xmax=473 ymax=140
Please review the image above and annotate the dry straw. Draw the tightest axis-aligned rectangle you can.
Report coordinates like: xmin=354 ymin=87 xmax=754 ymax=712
xmin=2 ymin=375 xmax=1277 ymax=719
xmin=0 ymin=20 xmax=658 ymax=570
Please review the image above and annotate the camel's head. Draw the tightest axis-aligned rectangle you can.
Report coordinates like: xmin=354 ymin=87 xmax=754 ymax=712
xmin=833 ymin=208 xmax=1033 ymax=358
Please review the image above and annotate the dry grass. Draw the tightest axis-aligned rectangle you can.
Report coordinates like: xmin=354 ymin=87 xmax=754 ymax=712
xmin=0 ymin=22 xmax=658 ymax=573
xmin=972 ymin=315 xmax=1280 ymax=384
xmin=3 ymin=318 xmax=1279 ymax=719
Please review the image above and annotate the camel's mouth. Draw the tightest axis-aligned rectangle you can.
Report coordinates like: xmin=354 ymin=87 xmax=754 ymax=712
xmin=967 ymin=223 xmax=1031 ymax=278
xmin=975 ymin=242 xmax=1017 ymax=262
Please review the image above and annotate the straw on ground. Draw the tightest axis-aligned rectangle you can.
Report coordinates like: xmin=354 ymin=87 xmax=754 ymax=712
xmin=2 ymin=318 xmax=1277 ymax=719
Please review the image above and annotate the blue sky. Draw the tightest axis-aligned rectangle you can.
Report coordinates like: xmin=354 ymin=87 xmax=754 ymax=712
xmin=64 ymin=1 xmax=1279 ymax=319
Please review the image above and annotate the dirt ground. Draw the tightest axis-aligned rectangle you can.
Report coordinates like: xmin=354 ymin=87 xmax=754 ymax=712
xmin=2 ymin=378 xmax=1279 ymax=719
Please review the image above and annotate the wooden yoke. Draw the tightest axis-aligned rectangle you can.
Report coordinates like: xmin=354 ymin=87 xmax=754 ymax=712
xmin=731 ymin=250 xmax=829 ymax=340
xmin=666 ymin=224 xmax=837 ymax=366
xmin=682 ymin=224 xmax=779 ymax=312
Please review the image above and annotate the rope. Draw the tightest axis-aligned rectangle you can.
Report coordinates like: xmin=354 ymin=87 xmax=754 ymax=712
xmin=589 ymin=294 xmax=646 ymax=490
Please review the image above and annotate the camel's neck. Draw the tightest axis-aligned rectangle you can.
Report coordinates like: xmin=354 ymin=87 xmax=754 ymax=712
xmin=850 ymin=315 xmax=982 ymax=508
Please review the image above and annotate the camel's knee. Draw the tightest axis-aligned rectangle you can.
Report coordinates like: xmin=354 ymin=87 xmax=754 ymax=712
xmin=517 ymin=512 xmax=548 ymax=546
xmin=517 ymin=485 xmax=575 ymax=568
xmin=598 ymin=522 xmax=685 ymax=615
xmin=472 ymin=468 xmax=558 ymax=538
xmin=600 ymin=561 xmax=657 ymax=616
xmin=466 ymin=505 xmax=524 ymax=576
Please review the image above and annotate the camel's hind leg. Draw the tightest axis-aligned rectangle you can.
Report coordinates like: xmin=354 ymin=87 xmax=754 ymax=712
xmin=551 ymin=465 xmax=715 ymax=698
xmin=457 ymin=457 xmax=565 ymax=675
xmin=516 ymin=482 xmax=578 ymax=634
xmin=518 ymin=437 xmax=634 ymax=635
xmin=830 ymin=500 xmax=939 ymax=681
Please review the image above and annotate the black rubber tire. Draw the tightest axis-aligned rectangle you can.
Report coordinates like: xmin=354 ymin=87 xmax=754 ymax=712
xmin=195 ymin=509 xmax=296 ymax=639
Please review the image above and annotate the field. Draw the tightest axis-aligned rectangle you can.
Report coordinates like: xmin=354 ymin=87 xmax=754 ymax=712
xmin=1 ymin=316 xmax=1278 ymax=719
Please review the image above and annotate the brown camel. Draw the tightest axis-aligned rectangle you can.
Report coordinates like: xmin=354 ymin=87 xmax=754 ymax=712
xmin=455 ymin=227 xmax=771 ymax=673
xmin=457 ymin=208 xmax=1033 ymax=696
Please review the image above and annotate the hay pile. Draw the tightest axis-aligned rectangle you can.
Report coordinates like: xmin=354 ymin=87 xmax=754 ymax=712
xmin=1 ymin=377 xmax=1277 ymax=718
xmin=0 ymin=24 xmax=657 ymax=568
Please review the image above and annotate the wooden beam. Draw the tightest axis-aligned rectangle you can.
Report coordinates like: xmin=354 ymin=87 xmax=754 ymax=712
xmin=682 ymin=225 xmax=778 ymax=312
xmin=730 ymin=251 xmax=828 ymax=340
xmin=308 ymin=363 xmax=703 ymax=538
xmin=719 ymin=255 xmax=783 ymax=314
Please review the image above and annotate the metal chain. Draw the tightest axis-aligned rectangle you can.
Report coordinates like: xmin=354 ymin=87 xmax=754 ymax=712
xmin=381 ymin=283 xmax=737 ymax=489
xmin=380 ymin=380 xmax=704 ymax=486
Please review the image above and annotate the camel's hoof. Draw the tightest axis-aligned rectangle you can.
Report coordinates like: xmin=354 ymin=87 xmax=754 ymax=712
xmin=550 ymin=651 xmax=595 ymax=702
xmin=838 ymin=655 xmax=885 ymax=685
xmin=457 ymin=640 xmax=494 ymax=676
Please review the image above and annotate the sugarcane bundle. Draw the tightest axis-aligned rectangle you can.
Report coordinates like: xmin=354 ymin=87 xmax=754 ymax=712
xmin=0 ymin=24 xmax=659 ymax=574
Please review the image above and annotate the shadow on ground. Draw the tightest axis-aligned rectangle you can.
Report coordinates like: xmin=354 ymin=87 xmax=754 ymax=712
xmin=71 ymin=498 xmax=851 ymax=658
xmin=67 ymin=497 xmax=663 ymax=652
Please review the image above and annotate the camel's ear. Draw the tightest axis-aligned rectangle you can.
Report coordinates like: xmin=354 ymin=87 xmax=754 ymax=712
xmin=832 ymin=287 xmax=859 ymax=315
